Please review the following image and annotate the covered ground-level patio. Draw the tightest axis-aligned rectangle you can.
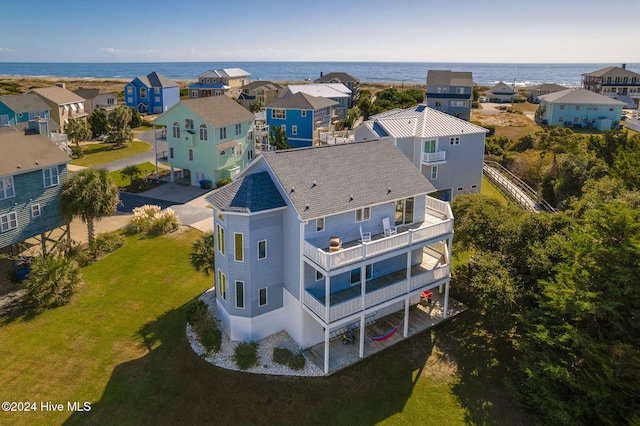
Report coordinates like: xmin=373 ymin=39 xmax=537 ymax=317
xmin=304 ymin=292 xmax=467 ymax=374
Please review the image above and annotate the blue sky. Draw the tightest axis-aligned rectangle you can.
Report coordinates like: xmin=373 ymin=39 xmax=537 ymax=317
xmin=1 ymin=0 xmax=639 ymax=63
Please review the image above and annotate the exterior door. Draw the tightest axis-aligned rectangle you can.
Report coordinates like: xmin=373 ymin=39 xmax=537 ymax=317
xmin=395 ymin=197 xmax=415 ymax=226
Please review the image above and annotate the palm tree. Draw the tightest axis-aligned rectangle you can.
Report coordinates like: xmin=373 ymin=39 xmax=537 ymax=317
xmin=60 ymin=168 xmax=120 ymax=245
xmin=65 ymin=117 xmax=92 ymax=146
xmin=23 ymin=255 xmax=82 ymax=310
xmin=189 ymin=231 xmax=215 ymax=276
xmin=120 ymin=164 xmax=140 ymax=186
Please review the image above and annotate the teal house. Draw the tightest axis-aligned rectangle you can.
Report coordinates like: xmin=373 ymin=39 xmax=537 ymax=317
xmin=0 ymin=126 xmax=70 ymax=253
xmin=153 ymin=96 xmax=256 ymax=187
xmin=0 ymin=94 xmax=57 ymax=137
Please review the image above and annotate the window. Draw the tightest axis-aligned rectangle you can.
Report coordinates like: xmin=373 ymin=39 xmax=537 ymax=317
xmin=471 ymin=184 xmax=478 ymax=189
xmin=350 ymin=265 xmax=372 ymax=285
xmin=107 ymin=98 xmax=114 ymax=105
xmin=424 ymin=139 xmax=436 ymax=153
xmin=219 ymin=127 xmax=226 ymax=139
xmin=185 ymin=118 xmax=194 ymax=130
xmin=316 ymin=217 xmax=325 ymax=232
xmin=258 ymin=240 xmax=267 ymax=260
xmin=456 ymin=87 xmax=465 ymax=94
xmin=435 ymin=101 xmax=442 ymax=107
xmin=247 ymin=150 xmax=254 ymax=161
xmin=43 ymin=167 xmax=59 ymax=188
xmin=451 ymin=101 xmax=469 ymax=107
xmin=234 ymin=233 xmax=243 ymax=262
xmin=280 ymin=124 xmax=286 ymax=133
xmin=355 ymin=207 xmax=370 ymax=222
xmin=292 ymin=125 xmax=297 ymax=136
xmin=235 ymin=281 xmax=245 ymax=309
xmin=259 ymin=287 xmax=268 ymax=307
xmin=31 ymin=204 xmax=41 ymax=218
xmin=431 ymin=165 xmax=438 ymax=179
xmin=575 ymin=105 xmax=580 ymax=111
xmin=0 ymin=176 xmax=15 ymax=199
xmin=574 ymin=117 xmax=579 ymax=123
xmin=235 ymin=123 xmax=242 ymax=135
xmin=140 ymin=87 xmax=147 ymax=98
xmin=216 ymin=224 xmax=225 ymax=255
xmin=155 ymin=96 xmax=160 ymax=103
xmin=247 ymin=130 xmax=253 ymax=141
xmin=200 ymin=124 xmax=207 ymax=141
xmin=449 ymin=137 xmax=460 ymax=145
xmin=188 ymin=149 xmax=194 ymax=161
xmin=457 ymin=187 xmax=464 ymax=191
xmin=560 ymin=104 xmax=565 ymax=110
xmin=218 ymin=270 xmax=227 ymax=300
xmin=315 ymin=270 xmax=324 ymax=281
xmin=301 ymin=110 xmax=307 ymax=117
xmin=172 ymin=122 xmax=180 ymax=138
xmin=559 ymin=116 xmax=564 ymax=122
xmin=169 ymin=147 xmax=174 ymax=159
xmin=272 ymin=109 xmax=285 ymax=119
xmin=127 ymin=86 xmax=133 ymax=95
xmin=1 ymin=212 xmax=18 ymax=232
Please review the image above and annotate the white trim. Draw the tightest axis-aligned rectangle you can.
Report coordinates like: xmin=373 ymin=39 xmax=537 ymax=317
xmin=257 ymin=239 xmax=267 ymax=260
xmin=235 ymin=280 xmax=245 ymax=309
xmin=0 ymin=212 xmax=18 ymax=232
xmin=258 ymin=287 xmax=268 ymax=307
xmin=31 ymin=203 xmax=41 ymax=219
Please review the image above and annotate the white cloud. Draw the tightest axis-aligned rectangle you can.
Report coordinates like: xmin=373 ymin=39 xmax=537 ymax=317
xmin=101 ymin=47 xmax=161 ymax=56
xmin=0 ymin=47 xmax=12 ymax=53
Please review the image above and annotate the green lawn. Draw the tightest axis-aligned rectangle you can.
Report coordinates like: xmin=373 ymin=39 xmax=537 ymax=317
xmin=481 ymin=175 xmax=509 ymax=205
xmin=109 ymin=161 xmax=156 ymax=187
xmin=70 ymin=141 xmax=152 ymax=168
xmin=0 ymin=227 xmax=532 ymax=425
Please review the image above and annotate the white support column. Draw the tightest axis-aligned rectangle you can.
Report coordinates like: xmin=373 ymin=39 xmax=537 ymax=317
xmin=443 ymin=280 xmax=450 ymax=319
xmin=325 ymin=275 xmax=330 ymax=322
xmin=406 ymin=250 xmax=411 ymax=293
xmin=324 ymin=326 xmax=330 ymax=374
xmin=404 ymin=296 xmax=410 ymax=337
xmin=170 ymin=165 xmax=175 ymax=183
xmin=359 ymin=315 xmax=365 ymax=358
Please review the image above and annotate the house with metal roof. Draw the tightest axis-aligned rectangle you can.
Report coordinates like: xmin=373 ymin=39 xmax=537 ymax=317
xmin=425 ymin=70 xmax=473 ymax=121
xmin=0 ymin=126 xmax=70 ymax=254
xmin=124 ymin=71 xmax=180 ymax=114
xmin=353 ymin=104 xmax=488 ymax=202
xmin=189 ymin=68 xmax=251 ymax=100
xmin=280 ymin=83 xmax=351 ymax=119
xmin=581 ymin=64 xmax=640 ymax=108
xmin=152 ymin=96 xmax=256 ymax=187
xmin=206 ymin=140 xmax=455 ymax=374
xmin=27 ymin=85 xmax=87 ymax=132
xmin=314 ymin=72 xmax=360 ymax=106
xmin=266 ymin=92 xmax=339 ymax=148
xmin=536 ymin=88 xmax=626 ymax=130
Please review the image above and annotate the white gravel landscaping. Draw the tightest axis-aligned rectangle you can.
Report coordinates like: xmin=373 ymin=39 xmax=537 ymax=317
xmin=186 ymin=287 xmax=324 ymax=377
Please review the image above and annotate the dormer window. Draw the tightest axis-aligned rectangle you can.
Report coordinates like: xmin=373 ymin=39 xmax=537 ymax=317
xmin=140 ymin=87 xmax=147 ymax=98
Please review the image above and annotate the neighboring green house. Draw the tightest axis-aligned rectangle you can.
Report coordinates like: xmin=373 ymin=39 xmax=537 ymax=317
xmin=153 ymin=96 xmax=256 ymax=187
xmin=0 ymin=126 xmax=70 ymax=254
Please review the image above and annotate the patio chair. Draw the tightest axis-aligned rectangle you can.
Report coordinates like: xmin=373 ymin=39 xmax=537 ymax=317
xmin=359 ymin=225 xmax=372 ymax=243
xmin=382 ymin=217 xmax=397 ymax=237
xmin=329 ymin=236 xmax=342 ymax=252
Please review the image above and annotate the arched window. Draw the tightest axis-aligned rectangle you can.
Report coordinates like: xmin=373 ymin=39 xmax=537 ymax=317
xmin=200 ymin=124 xmax=208 ymax=141
xmin=172 ymin=122 xmax=180 ymax=138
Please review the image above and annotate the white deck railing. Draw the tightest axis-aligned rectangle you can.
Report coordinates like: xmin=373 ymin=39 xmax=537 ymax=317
xmin=422 ymin=151 xmax=446 ymax=164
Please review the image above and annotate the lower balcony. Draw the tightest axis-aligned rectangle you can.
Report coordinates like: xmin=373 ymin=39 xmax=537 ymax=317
xmin=421 ymin=150 xmax=446 ymax=164
xmin=303 ymin=253 xmax=450 ymax=323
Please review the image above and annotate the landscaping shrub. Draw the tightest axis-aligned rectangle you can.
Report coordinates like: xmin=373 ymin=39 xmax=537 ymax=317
xmin=22 ymin=255 xmax=82 ymax=310
xmin=89 ymin=231 xmax=125 ymax=257
xmin=198 ymin=317 xmax=222 ymax=353
xmin=186 ymin=299 xmax=209 ymax=326
xmin=273 ymin=347 xmax=306 ymax=370
xmin=125 ymin=205 xmax=180 ymax=236
xmin=71 ymin=146 xmax=85 ymax=158
xmin=215 ymin=177 xmax=233 ymax=188
xmin=234 ymin=341 xmax=259 ymax=370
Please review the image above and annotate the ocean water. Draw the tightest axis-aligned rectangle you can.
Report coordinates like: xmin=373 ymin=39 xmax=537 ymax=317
xmin=1 ymin=61 xmax=638 ymax=87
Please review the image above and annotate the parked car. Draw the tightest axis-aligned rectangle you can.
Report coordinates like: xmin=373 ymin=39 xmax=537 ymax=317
xmin=479 ymin=96 xmax=487 ymax=103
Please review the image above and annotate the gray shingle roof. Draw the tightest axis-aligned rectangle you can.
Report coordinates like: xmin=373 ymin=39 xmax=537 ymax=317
xmin=137 ymin=71 xmax=179 ymax=88
xmin=0 ymin=127 xmax=70 ymax=176
xmin=206 ymin=171 xmax=286 ymax=213
xmin=427 ymin=70 xmax=473 ymax=86
xmin=240 ymin=80 xmax=284 ymax=91
xmin=0 ymin=94 xmax=50 ymax=113
xmin=262 ymin=140 xmax=436 ymax=221
xmin=538 ymin=88 xmax=627 ymax=105
xmin=314 ymin=72 xmax=360 ymax=83
xmin=28 ymin=86 xmax=85 ymax=105
xmin=159 ymin=96 xmax=255 ymax=128
xmin=581 ymin=65 xmax=640 ymax=78
xmin=268 ymin=92 xmax=338 ymax=110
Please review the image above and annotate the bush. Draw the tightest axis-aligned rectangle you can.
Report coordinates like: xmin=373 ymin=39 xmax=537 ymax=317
xmin=22 ymin=255 xmax=82 ymax=310
xmin=71 ymin=146 xmax=85 ymax=158
xmin=125 ymin=205 xmax=180 ymax=236
xmin=199 ymin=318 xmax=222 ymax=353
xmin=89 ymin=231 xmax=125 ymax=257
xmin=273 ymin=347 xmax=306 ymax=370
xmin=186 ymin=299 xmax=209 ymax=325
xmin=234 ymin=341 xmax=259 ymax=370
xmin=215 ymin=177 xmax=233 ymax=188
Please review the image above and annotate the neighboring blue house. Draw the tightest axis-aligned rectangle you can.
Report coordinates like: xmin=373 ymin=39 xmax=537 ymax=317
xmin=206 ymin=140 xmax=455 ymax=374
xmin=0 ymin=94 xmax=51 ymax=130
xmin=425 ymin=70 xmax=473 ymax=121
xmin=354 ymin=104 xmax=488 ymax=202
xmin=124 ymin=71 xmax=180 ymax=114
xmin=266 ymin=92 xmax=338 ymax=148
xmin=0 ymin=126 xmax=70 ymax=254
xmin=536 ymin=88 xmax=626 ymax=130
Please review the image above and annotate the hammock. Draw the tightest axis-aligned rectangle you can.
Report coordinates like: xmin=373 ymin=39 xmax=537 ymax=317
xmin=369 ymin=324 xmax=401 ymax=342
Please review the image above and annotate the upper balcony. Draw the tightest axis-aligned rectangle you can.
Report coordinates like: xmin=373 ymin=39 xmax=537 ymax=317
xmin=303 ymin=198 xmax=453 ymax=272
xmin=421 ymin=151 xmax=446 ymax=165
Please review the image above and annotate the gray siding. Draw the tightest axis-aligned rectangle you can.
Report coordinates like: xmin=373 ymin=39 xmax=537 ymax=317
xmin=0 ymin=165 xmax=67 ymax=249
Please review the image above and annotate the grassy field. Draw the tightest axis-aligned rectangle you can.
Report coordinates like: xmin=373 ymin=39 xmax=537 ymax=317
xmin=70 ymin=141 xmax=152 ymax=168
xmin=0 ymin=224 xmax=533 ymax=425
xmin=109 ymin=161 xmax=156 ymax=187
